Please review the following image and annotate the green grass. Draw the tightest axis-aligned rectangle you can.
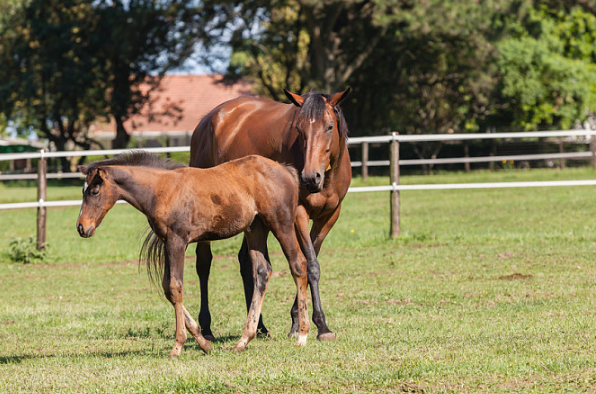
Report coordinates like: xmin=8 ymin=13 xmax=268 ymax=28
xmin=2 ymin=167 xmax=596 ymax=393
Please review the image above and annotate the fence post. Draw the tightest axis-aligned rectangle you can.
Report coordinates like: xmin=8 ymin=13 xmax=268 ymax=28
xmin=390 ymin=132 xmax=400 ymax=238
xmin=464 ymin=142 xmax=471 ymax=173
xmin=590 ymin=132 xmax=596 ymax=169
xmin=361 ymin=141 xmax=369 ymax=182
xmin=36 ymin=150 xmax=47 ymax=250
xmin=559 ymin=139 xmax=566 ymax=170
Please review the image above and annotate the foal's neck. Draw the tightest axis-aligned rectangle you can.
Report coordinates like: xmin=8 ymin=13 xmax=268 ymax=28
xmin=108 ymin=166 xmax=164 ymax=215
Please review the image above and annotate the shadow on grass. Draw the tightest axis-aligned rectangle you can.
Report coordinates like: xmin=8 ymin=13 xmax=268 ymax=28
xmin=0 ymin=349 xmax=164 ymax=364
xmin=208 ymin=334 xmax=241 ymax=345
xmin=0 ymin=355 xmax=35 ymax=364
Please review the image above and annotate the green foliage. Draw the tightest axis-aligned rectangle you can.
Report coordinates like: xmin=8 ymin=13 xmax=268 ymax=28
xmin=7 ymin=236 xmax=47 ymax=264
xmin=496 ymin=5 xmax=596 ymax=129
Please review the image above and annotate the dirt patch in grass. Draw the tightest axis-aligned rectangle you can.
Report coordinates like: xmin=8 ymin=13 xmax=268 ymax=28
xmin=498 ymin=273 xmax=533 ymax=280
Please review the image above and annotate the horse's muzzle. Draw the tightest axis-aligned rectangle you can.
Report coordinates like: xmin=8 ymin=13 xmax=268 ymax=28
xmin=77 ymin=223 xmax=95 ymax=238
xmin=301 ymin=172 xmax=323 ymax=193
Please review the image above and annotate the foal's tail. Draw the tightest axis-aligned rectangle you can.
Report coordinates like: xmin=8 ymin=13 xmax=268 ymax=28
xmin=282 ymin=164 xmax=300 ymax=188
xmin=140 ymin=229 xmax=166 ymax=287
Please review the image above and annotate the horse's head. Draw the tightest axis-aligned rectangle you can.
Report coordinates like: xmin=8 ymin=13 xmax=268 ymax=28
xmin=285 ymin=87 xmax=351 ymax=193
xmin=76 ymin=165 xmax=117 ymax=238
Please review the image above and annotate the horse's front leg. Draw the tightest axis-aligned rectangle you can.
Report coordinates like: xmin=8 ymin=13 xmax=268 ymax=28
xmin=291 ymin=205 xmax=341 ymax=341
xmin=163 ymin=236 xmax=209 ymax=357
xmin=272 ymin=222 xmax=310 ymax=347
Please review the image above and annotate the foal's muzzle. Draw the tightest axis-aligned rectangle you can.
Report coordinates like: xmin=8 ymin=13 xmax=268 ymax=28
xmin=77 ymin=223 xmax=95 ymax=238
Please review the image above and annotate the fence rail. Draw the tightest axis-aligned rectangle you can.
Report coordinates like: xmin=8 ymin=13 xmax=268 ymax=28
xmin=2 ymin=130 xmax=596 ymax=245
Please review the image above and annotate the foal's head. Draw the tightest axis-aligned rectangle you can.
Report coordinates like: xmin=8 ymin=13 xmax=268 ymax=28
xmin=284 ymin=88 xmax=351 ymax=193
xmin=76 ymin=151 xmax=184 ymax=238
xmin=76 ymin=164 xmax=117 ymax=238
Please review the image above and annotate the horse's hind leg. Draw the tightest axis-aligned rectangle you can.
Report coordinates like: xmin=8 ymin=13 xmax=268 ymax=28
xmin=239 ymin=237 xmax=272 ymax=338
xmin=233 ymin=219 xmax=271 ymax=351
xmin=196 ymin=242 xmax=215 ymax=341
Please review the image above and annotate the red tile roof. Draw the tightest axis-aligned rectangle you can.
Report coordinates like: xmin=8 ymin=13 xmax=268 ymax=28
xmin=91 ymin=74 xmax=254 ymax=134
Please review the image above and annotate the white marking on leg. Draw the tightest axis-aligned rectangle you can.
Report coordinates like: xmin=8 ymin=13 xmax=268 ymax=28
xmin=296 ymin=334 xmax=308 ymax=346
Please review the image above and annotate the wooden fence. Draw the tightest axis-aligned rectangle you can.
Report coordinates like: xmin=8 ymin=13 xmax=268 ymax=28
xmin=2 ymin=130 xmax=596 ymax=247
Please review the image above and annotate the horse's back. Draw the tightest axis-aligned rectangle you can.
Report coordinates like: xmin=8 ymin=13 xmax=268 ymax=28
xmin=190 ymin=96 xmax=294 ymax=168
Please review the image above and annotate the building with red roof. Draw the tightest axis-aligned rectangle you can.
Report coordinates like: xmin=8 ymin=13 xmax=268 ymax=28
xmin=90 ymin=74 xmax=254 ymax=147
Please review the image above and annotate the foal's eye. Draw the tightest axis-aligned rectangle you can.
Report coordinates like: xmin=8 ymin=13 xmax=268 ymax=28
xmin=91 ymin=188 xmax=100 ymax=196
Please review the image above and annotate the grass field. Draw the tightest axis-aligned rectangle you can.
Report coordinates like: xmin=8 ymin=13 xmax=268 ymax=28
xmin=2 ymin=167 xmax=596 ymax=393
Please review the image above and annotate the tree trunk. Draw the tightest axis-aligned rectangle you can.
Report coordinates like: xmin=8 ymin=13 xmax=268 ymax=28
xmin=112 ymin=116 xmax=130 ymax=149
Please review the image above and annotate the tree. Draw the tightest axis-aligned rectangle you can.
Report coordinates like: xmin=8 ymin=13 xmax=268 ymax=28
xmin=93 ymin=0 xmax=200 ymax=148
xmin=199 ymin=0 xmax=387 ymax=99
xmin=199 ymin=0 xmax=511 ymax=136
xmin=492 ymin=4 xmax=596 ymax=130
xmin=202 ymin=0 xmax=596 ymax=138
xmin=0 ymin=0 xmax=106 ymax=170
xmin=0 ymin=0 xmax=201 ymax=159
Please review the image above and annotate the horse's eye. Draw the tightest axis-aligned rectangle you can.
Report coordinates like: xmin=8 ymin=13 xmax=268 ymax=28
xmin=326 ymin=124 xmax=333 ymax=132
xmin=91 ymin=188 xmax=100 ymax=196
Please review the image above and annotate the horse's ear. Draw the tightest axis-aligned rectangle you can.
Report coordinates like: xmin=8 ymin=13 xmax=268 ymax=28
xmin=95 ymin=168 xmax=107 ymax=183
xmin=78 ymin=165 xmax=88 ymax=175
xmin=329 ymin=87 xmax=352 ymax=107
xmin=284 ymin=89 xmax=304 ymax=107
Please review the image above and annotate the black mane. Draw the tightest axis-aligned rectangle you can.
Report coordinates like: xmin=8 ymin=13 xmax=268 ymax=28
xmin=85 ymin=151 xmax=186 ymax=173
xmin=297 ymin=93 xmax=349 ymax=140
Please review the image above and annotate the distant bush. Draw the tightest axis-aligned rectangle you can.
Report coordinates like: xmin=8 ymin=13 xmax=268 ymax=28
xmin=8 ymin=237 xmax=48 ymax=264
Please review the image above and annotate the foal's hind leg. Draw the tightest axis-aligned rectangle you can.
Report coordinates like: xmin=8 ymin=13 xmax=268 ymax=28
xmin=239 ymin=237 xmax=272 ymax=338
xmin=195 ymin=242 xmax=215 ymax=341
xmin=233 ymin=219 xmax=272 ymax=351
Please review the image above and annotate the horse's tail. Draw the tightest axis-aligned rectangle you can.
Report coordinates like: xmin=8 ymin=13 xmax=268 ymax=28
xmin=139 ymin=229 xmax=166 ymax=287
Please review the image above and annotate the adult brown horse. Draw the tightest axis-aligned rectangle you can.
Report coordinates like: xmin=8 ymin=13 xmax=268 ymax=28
xmin=190 ymin=88 xmax=352 ymax=341
xmin=76 ymin=152 xmax=310 ymax=356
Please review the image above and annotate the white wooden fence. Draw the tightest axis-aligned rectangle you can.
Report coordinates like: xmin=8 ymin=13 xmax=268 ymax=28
xmin=2 ymin=130 xmax=596 ymax=246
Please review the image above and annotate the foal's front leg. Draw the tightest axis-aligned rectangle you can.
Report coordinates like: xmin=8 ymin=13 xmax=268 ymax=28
xmin=163 ymin=237 xmax=210 ymax=357
xmin=233 ymin=225 xmax=271 ymax=351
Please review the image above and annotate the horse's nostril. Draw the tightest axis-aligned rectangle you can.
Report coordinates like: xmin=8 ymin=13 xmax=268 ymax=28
xmin=315 ymin=172 xmax=322 ymax=182
xmin=77 ymin=223 xmax=85 ymax=237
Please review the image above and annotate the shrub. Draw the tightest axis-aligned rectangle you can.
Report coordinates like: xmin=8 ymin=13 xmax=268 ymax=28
xmin=8 ymin=237 xmax=48 ymax=264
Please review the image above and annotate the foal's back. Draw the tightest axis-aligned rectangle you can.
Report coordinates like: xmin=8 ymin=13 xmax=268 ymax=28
xmin=161 ymin=155 xmax=299 ymax=242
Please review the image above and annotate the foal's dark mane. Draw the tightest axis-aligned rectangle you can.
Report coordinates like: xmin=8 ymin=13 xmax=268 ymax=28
xmin=86 ymin=151 xmax=185 ymax=173
xmin=298 ymin=93 xmax=349 ymax=141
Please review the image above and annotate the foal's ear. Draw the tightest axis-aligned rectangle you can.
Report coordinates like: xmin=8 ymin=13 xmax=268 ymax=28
xmin=94 ymin=168 xmax=107 ymax=183
xmin=78 ymin=165 xmax=88 ymax=175
xmin=284 ymin=89 xmax=304 ymax=107
xmin=329 ymin=87 xmax=352 ymax=107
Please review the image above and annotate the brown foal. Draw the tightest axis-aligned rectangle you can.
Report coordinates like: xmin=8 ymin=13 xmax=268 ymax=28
xmin=76 ymin=152 xmax=309 ymax=357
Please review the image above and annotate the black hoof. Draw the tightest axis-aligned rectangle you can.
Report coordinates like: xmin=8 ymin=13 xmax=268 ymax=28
xmin=201 ymin=330 xmax=215 ymax=342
